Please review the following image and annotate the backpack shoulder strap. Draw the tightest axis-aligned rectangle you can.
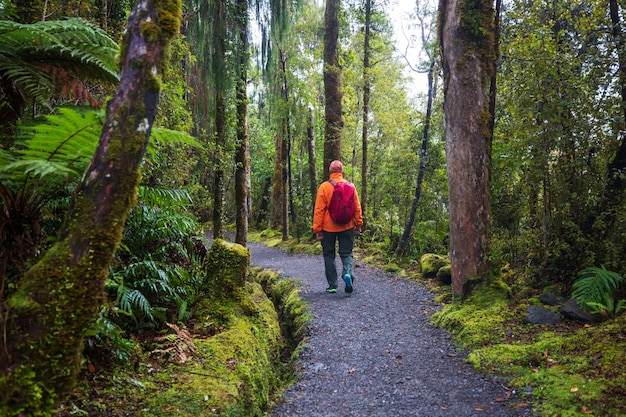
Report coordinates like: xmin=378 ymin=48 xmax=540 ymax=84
xmin=328 ymin=179 xmax=337 ymax=186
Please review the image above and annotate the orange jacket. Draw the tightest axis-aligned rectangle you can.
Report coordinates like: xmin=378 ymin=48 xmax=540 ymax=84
xmin=312 ymin=172 xmax=363 ymax=233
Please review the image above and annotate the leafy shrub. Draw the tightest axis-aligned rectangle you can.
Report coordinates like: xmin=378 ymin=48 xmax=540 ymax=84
xmin=572 ymin=265 xmax=625 ymax=317
xmin=107 ymin=187 xmax=205 ymax=331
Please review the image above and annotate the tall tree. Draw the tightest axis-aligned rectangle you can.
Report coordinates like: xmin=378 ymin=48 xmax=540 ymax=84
xmin=360 ymin=0 xmax=372 ymax=227
xmin=235 ymin=0 xmax=250 ymax=245
xmin=279 ymin=49 xmax=292 ymax=240
xmin=307 ymin=107 xmax=317 ymax=216
xmin=395 ymin=1 xmax=438 ymax=257
xmin=396 ymin=61 xmax=436 ymax=257
xmin=439 ymin=0 xmax=495 ymax=296
xmin=323 ymin=0 xmax=342 ymax=178
xmin=0 ymin=0 xmax=181 ymax=413
xmin=212 ymin=0 xmax=227 ymax=240
xmin=599 ymin=0 xmax=626 ymax=231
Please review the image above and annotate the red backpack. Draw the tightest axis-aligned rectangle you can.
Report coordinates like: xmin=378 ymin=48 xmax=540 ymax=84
xmin=328 ymin=180 xmax=356 ymax=224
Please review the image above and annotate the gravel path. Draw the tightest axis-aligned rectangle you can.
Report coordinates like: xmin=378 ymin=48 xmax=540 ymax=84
xmin=246 ymin=241 xmax=533 ymax=417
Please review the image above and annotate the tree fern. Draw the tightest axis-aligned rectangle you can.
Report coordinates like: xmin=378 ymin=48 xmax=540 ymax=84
xmin=0 ymin=18 xmax=119 ymax=116
xmin=572 ymin=265 xmax=625 ymax=317
xmin=3 ymin=107 xmax=199 ymax=185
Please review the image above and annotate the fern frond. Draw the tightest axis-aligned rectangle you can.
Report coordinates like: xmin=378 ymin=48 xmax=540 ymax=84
xmin=1 ymin=107 xmax=101 ymax=182
xmin=118 ymin=287 xmax=154 ymax=321
xmin=147 ymin=128 xmax=201 ymax=159
xmin=0 ymin=18 xmax=119 ymax=111
xmin=138 ymin=186 xmax=193 ymax=207
xmin=572 ymin=265 xmax=624 ymax=314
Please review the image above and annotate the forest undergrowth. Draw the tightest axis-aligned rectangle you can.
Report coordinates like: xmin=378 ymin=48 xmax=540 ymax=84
xmin=51 ymin=229 xmax=626 ymax=417
xmin=256 ymin=229 xmax=626 ymax=417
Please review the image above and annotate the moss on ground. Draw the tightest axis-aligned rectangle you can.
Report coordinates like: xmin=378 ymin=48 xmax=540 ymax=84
xmin=54 ymin=241 xmax=310 ymax=417
xmin=433 ymin=283 xmax=626 ymax=417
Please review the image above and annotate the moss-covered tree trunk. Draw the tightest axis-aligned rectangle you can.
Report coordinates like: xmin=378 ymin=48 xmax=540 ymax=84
xmin=235 ymin=0 xmax=250 ymax=246
xmin=212 ymin=0 xmax=227 ymax=240
xmin=439 ymin=0 xmax=495 ymax=297
xmin=323 ymin=0 xmax=342 ymax=179
xmin=0 ymin=0 xmax=181 ymax=414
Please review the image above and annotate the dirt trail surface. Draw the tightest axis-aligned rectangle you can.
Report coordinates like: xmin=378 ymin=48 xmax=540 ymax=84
xmin=246 ymin=241 xmax=532 ymax=417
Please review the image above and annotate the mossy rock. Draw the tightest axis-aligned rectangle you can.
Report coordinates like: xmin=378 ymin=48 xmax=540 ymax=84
xmin=420 ymin=253 xmax=450 ymax=279
xmin=202 ymin=238 xmax=250 ymax=300
xmin=436 ymin=264 xmax=452 ymax=285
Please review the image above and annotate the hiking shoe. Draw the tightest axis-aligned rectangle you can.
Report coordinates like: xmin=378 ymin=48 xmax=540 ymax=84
xmin=325 ymin=287 xmax=337 ymax=293
xmin=343 ymin=273 xmax=353 ymax=293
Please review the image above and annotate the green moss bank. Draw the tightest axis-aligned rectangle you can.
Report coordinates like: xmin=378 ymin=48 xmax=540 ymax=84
xmin=432 ymin=283 xmax=626 ymax=417
xmin=54 ymin=239 xmax=310 ymax=417
xmin=140 ymin=240 xmax=309 ymax=416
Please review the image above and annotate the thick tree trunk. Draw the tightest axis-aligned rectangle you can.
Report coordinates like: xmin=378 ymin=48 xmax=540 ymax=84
xmin=396 ymin=60 xmax=436 ymax=257
xmin=598 ymin=0 xmax=626 ymax=228
xmin=212 ymin=0 xmax=226 ymax=240
xmin=360 ymin=0 xmax=371 ymax=229
xmin=439 ymin=0 xmax=495 ymax=297
xmin=0 ymin=0 xmax=180 ymax=413
xmin=323 ymin=0 xmax=342 ymax=179
xmin=235 ymin=0 xmax=250 ymax=246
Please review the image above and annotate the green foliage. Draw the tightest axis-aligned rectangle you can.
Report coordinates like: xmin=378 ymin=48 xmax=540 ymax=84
xmin=0 ymin=18 xmax=119 ymax=117
xmin=107 ymin=187 xmax=204 ymax=331
xmin=572 ymin=266 xmax=625 ymax=317
xmin=84 ymin=306 xmax=139 ymax=365
xmin=4 ymin=107 xmax=103 ymax=183
xmin=4 ymin=106 xmax=199 ymax=186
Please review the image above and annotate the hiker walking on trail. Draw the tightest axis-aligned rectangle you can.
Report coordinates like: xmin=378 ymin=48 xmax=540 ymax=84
xmin=313 ymin=160 xmax=363 ymax=294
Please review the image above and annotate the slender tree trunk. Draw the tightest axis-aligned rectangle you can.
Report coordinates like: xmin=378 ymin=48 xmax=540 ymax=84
xmin=271 ymin=132 xmax=283 ymax=229
xmin=235 ymin=0 xmax=250 ymax=246
xmin=307 ymin=107 xmax=317 ymax=217
xmin=487 ymin=0 xmax=502 ymax=156
xmin=396 ymin=60 xmax=435 ymax=257
xmin=279 ymin=50 xmax=298 ymax=240
xmin=212 ymin=0 xmax=226 ymax=240
xmin=0 ymin=0 xmax=180 ymax=413
xmin=439 ymin=0 xmax=495 ymax=297
xmin=360 ymin=0 xmax=371 ymax=229
xmin=323 ymin=0 xmax=342 ymax=179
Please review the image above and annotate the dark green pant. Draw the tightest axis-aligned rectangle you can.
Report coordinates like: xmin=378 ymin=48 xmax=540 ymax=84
xmin=321 ymin=228 xmax=355 ymax=288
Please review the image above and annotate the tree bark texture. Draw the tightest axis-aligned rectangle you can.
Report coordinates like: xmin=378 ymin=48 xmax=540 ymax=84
xmin=439 ymin=0 xmax=495 ymax=297
xmin=271 ymin=132 xmax=283 ymax=229
xmin=0 ymin=0 xmax=181 ymax=413
xmin=323 ymin=0 xmax=342 ymax=179
xmin=212 ymin=0 xmax=226 ymax=240
xmin=599 ymin=0 xmax=626 ymax=229
xmin=307 ymin=107 xmax=317 ymax=218
xmin=280 ymin=50 xmax=296 ymax=240
xmin=235 ymin=0 xmax=250 ymax=246
xmin=360 ymin=0 xmax=371 ymax=229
